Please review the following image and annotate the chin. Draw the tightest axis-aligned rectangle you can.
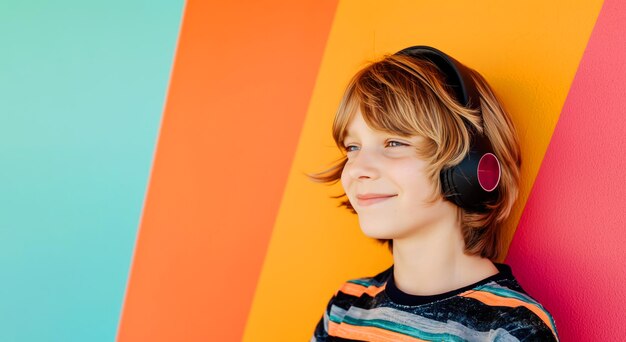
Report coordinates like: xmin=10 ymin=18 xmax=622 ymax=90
xmin=358 ymin=219 xmax=397 ymax=240
xmin=360 ymin=229 xmax=390 ymax=240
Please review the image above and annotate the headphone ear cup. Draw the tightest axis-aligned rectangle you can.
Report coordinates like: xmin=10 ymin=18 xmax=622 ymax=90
xmin=440 ymin=166 xmax=460 ymax=207
xmin=440 ymin=136 xmax=501 ymax=213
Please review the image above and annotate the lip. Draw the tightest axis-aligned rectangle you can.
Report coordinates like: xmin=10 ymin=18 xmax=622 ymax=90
xmin=356 ymin=193 xmax=397 ymax=206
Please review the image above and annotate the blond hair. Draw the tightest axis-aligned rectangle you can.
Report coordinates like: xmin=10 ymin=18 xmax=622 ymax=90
xmin=310 ymin=53 xmax=521 ymax=261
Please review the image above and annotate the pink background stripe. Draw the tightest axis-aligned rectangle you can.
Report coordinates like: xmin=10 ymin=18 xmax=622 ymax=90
xmin=506 ymin=0 xmax=626 ymax=339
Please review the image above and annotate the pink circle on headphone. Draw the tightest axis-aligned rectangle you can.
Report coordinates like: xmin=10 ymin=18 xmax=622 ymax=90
xmin=477 ymin=153 xmax=501 ymax=192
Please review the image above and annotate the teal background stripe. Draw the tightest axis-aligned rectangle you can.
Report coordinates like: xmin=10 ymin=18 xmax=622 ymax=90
xmin=0 ymin=1 xmax=184 ymax=341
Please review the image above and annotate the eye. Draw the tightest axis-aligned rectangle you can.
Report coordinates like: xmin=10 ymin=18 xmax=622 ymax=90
xmin=386 ymin=140 xmax=407 ymax=148
xmin=344 ymin=144 xmax=359 ymax=152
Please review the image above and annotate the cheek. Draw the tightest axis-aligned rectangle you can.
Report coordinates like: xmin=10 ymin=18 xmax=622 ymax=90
xmin=397 ymin=165 xmax=435 ymax=201
xmin=340 ymin=167 xmax=349 ymax=192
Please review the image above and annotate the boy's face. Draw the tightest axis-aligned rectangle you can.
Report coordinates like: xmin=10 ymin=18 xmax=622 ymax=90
xmin=341 ymin=110 xmax=456 ymax=240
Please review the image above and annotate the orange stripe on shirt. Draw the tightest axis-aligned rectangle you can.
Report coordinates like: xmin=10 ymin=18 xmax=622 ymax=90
xmin=337 ymin=282 xmax=386 ymax=298
xmin=328 ymin=320 xmax=428 ymax=342
xmin=461 ymin=290 xmax=558 ymax=338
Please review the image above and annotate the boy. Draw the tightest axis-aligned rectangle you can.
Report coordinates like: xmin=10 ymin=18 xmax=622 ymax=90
xmin=309 ymin=46 xmax=558 ymax=341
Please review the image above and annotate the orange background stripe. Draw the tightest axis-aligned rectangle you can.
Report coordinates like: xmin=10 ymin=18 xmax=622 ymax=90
xmin=117 ymin=1 xmax=338 ymax=340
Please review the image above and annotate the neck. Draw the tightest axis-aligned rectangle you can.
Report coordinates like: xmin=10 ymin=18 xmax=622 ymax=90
xmin=391 ymin=206 xmax=498 ymax=296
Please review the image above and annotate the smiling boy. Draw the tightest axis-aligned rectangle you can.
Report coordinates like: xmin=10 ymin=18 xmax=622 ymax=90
xmin=310 ymin=46 xmax=558 ymax=341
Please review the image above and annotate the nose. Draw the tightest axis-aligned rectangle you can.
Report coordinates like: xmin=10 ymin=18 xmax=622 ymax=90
xmin=344 ymin=148 xmax=380 ymax=180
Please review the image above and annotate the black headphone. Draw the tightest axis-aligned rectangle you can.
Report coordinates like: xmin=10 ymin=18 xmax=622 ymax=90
xmin=394 ymin=45 xmax=501 ymax=213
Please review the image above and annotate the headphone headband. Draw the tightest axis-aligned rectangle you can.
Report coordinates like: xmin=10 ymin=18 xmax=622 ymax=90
xmin=396 ymin=45 xmax=480 ymax=112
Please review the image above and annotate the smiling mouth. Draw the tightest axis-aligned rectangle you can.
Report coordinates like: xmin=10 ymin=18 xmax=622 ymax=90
xmin=356 ymin=194 xmax=397 ymax=207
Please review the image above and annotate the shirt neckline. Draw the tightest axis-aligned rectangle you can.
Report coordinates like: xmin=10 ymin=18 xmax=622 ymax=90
xmin=384 ymin=262 xmax=513 ymax=306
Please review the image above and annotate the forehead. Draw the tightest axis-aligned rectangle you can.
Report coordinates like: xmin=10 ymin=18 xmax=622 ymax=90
xmin=343 ymin=110 xmax=372 ymax=136
xmin=344 ymin=110 xmax=421 ymax=141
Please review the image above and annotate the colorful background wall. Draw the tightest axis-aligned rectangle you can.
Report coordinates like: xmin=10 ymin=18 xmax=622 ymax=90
xmin=2 ymin=0 xmax=624 ymax=341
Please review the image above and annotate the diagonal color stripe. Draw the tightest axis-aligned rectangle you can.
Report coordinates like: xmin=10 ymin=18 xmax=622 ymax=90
xmin=0 ymin=2 xmax=183 ymax=341
xmin=506 ymin=0 xmax=626 ymax=339
xmin=117 ymin=1 xmax=338 ymax=341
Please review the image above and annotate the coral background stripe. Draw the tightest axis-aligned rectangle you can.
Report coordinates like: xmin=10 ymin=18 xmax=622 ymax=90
xmin=117 ymin=1 xmax=338 ymax=340
xmin=506 ymin=0 xmax=626 ymax=339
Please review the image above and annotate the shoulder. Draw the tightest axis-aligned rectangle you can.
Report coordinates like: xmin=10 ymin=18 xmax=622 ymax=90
xmin=311 ymin=267 xmax=392 ymax=341
xmin=334 ymin=266 xmax=392 ymax=300
xmin=466 ymin=276 xmax=560 ymax=341
xmin=323 ymin=266 xmax=391 ymax=316
xmin=320 ymin=265 xmax=392 ymax=315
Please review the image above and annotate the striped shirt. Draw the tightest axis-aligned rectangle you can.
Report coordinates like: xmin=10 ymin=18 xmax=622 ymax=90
xmin=311 ymin=263 xmax=559 ymax=341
